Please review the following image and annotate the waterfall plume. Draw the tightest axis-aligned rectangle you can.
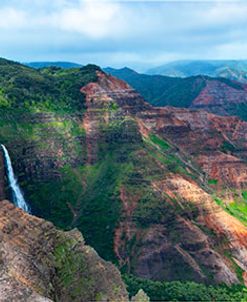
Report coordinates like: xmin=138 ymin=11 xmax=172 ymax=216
xmin=1 ymin=144 xmax=30 ymax=213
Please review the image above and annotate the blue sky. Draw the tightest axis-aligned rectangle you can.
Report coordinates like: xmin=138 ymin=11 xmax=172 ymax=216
xmin=0 ymin=0 xmax=247 ymax=71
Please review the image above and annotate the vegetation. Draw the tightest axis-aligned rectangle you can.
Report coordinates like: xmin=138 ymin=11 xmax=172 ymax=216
xmin=105 ymin=67 xmax=244 ymax=108
xmin=149 ymin=133 xmax=170 ymax=151
xmin=208 ymin=178 xmax=218 ymax=185
xmin=226 ymin=201 xmax=247 ymax=226
xmin=214 ymin=196 xmax=247 ymax=226
xmin=105 ymin=68 xmax=208 ymax=107
xmin=144 ymin=136 xmax=195 ymax=178
xmin=220 ymin=141 xmax=236 ymax=154
xmin=25 ymin=153 xmax=125 ymax=262
xmin=133 ymin=189 xmax=170 ymax=227
xmin=0 ymin=58 xmax=99 ymax=113
xmin=124 ymin=274 xmax=247 ymax=302
xmin=0 ymin=58 xmax=118 ymax=260
xmin=1 ymin=58 xmax=247 ymax=299
xmin=235 ymin=103 xmax=247 ymax=121
xmin=53 ymin=235 xmax=95 ymax=301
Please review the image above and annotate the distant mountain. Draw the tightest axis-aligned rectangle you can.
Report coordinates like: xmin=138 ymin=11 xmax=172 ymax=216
xmin=25 ymin=61 xmax=82 ymax=69
xmin=104 ymin=67 xmax=247 ymax=120
xmin=104 ymin=67 xmax=206 ymax=108
xmin=146 ymin=60 xmax=247 ymax=83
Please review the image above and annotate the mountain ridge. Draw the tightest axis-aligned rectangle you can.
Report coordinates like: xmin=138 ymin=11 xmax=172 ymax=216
xmin=105 ymin=66 xmax=247 ymax=120
xmin=146 ymin=60 xmax=247 ymax=83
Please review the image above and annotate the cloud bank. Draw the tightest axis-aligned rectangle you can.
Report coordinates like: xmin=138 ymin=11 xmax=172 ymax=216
xmin=0 ymin=0 xmax=246 ymax=70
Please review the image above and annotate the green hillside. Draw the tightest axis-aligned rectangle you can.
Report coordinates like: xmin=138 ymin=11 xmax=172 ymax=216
xmin=104 ymin=67 xmax=243 ymax=107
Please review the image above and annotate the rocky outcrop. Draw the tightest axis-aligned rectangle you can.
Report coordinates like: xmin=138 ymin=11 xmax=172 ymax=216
xmin=81 ymin=71 xmax=148 ymax=163
xmin=0 ymin=200 xmax=128 ymax=302
xmin=152 ymin=175 xmax=247 ymax=277
xmin=191 ymin=79 xmax=247 ymax=115
xmin=131 ymin=289 xmax=150 ymax=302
xmin=137 ymin=107 xmax=247 ymax=189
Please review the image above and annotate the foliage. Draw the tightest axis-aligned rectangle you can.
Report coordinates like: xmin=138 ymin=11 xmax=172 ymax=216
xmin=105 ymin=68 xmax=244 ymax=108
xmin=220 ymin=141 xmax=236 ymax=154
xmin=53 ymin=235 xmax=95 ymax=301
xmin=0 ymin=58 xmax=99 ymax=112
xmin=226 ymin=201 xmax=247 ymax=226
xmin=242 ymin=191 xmax=247 ymax=200
xmin=208 ymin=178 xmax=218 ymax=185
xmin=149 ymin=133 xmax=170 ymax=151
xmin=235 ymin=103 xmax=247 ymax=121
xmin=124 ymin=274 xmax=247 ymax=302
xmin=214 ymin=196 xmax=247 ymax=226
xmin=133 ymin=190 xmax=171 ymax=227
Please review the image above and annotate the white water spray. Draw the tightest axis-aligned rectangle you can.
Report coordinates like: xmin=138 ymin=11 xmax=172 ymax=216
xmin=1 ymin=144 xmax=30 ymax=213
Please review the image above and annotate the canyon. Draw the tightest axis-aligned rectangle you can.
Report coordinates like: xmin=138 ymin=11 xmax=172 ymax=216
xmin=80 ymin=70 xmax=247 ymax=284
xmin=1 ymin=58 xmax=247 ymax=299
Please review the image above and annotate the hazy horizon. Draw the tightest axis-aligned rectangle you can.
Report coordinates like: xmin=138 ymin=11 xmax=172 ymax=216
xmin=21 ymin=58 xmax=247 ymax=73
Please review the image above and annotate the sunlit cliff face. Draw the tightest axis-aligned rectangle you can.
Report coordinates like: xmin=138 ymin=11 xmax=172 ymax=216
xmin=79 ymin=70 xmax=247 ymax=284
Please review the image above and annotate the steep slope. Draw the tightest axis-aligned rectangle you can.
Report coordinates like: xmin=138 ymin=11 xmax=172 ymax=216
xmin=0 ymin=200 xmax=128 ymax=302
xmin=0 ymin=59 xmax=101 ymax=230
xmin=147 ymin=60 xmax=247 ymax=83
xmin=138 ymin=107 xmax=247 ymax=189
xmin=1 ymin=59 xmax=247 ymax=288
xmin=104 ymin=67 xmax=208 ymax=107
xmin=105 ymin=67 xmax=247 ymax=120
xmin=79 ymin=71 xmax=247 ymax=285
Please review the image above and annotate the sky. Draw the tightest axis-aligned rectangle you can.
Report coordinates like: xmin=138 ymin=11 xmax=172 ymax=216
xmin=0 ymin=0 xmax=247 ymax=71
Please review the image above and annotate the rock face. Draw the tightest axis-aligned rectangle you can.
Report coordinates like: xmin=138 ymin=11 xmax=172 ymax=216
xmin=81 ymin=71 xmax=150 ymax=164
xmin=131 ymin=289 xmax=150 ymax=302
xmin=80 ymin=71 xmax=247 ymax=285
xmin=138 ymin=107 xmax=247 ymax=189
xmin=150 ymin=175 xmax=247 ymax=280
xmin=191 ymin=79 xmax=247 ymax=116
xmin=0 ymin=200 xmax=128 ymax=302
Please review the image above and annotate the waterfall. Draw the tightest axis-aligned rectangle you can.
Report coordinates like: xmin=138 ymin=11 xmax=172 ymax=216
xmin=1 ymin=144 xmax=30 ymax=213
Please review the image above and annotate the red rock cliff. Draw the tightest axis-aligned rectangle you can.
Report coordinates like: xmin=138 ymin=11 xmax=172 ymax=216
xmin=0 ymin=200 xmax=128 ymax=302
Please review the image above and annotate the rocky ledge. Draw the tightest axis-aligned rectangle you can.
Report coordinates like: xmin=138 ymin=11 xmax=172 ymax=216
xmin=0 ymin=200 xmax=128 ymax=302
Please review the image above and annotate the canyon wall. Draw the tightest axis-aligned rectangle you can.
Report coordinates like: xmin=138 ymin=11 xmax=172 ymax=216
xmin=0 ymin=200 xmax=128 ymax=302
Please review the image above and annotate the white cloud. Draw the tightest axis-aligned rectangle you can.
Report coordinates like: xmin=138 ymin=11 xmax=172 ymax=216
xmin=51 ymin=0 xmax=121 ymax=38
xmin=202 ymin=2 xmax=247 ymax=24
xmin=0 ymin=7 xmax=26 ymax=29
xmin=0 ymin=0 xmax=247 ymax=68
